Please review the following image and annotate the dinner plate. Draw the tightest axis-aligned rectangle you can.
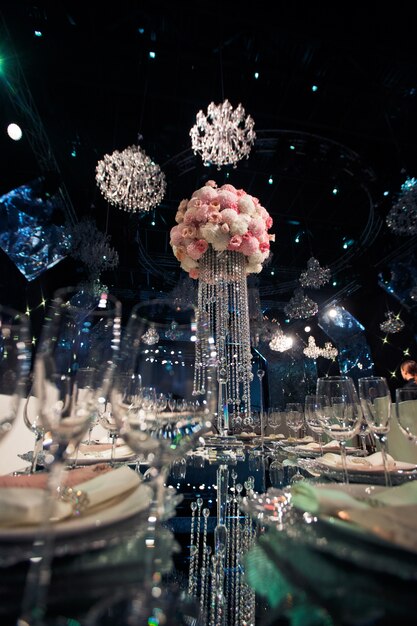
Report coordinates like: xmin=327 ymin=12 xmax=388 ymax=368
xmin=285 ymin=445 xmax=361 ymax=458
xmin=66 ymin=445 xmax=136 ymax=465
xmin=0 ymin=482 xmax=153 ymax=542
xmin=315 ymin=459 xmax=417 ymax=473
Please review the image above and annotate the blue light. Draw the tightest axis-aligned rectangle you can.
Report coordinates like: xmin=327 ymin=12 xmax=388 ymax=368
xmin=289 ymin=145 xmax=295 ymax=150
xmin=311 ymin=85 xmax=318 ymax=92
xmin=138 ymin=27 xmax=145 ymax=34
xmin=254 ymin=72 xmax=259 ymax=79
xmin=34 ymin=30 xmax=42 ymax=37
xmin=332 ymin=280 xmax=337 ymax=286
xmin=268 ymin=176 xmax=273 ymax=184
xmin=383 ymin=191 xmax=389 ymax=196
xmin=332 ymin=187 xmax=339 ymax=195
xmin=149 ymin=51 xmax=156 ymax=59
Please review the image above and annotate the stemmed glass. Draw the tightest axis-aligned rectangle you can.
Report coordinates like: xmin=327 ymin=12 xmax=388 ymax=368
xmin=22 ymin=389 xmax=46 ymax=474
xmin=285 ymin=403 xmax=304 ymax=438
xmin=358 ymin=376 xmax=392 ymax=486
xmin=316 ymin=376 xmax=363 ymax=483
xmin=304 ymin=394 xmax=326 ymax=453
xmin=396 ymin=387 xmax=417 ymax=444
xmin=18 ymin=287 xmax=121 ymax=626
xmin=267 ymin=408 xmax=281 ymax=437
xmin=0 ymin=304 xmax=32 ymax=447
xmin=107 ymin=298 xmax=217 ymax=623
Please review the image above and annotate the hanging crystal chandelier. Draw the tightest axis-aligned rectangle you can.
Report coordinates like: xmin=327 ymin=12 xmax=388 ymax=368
xmin=141 ymin=328 xmax=159 ymax=345
xmin=189 ymin=99 xmax=256 ymax=169
xmin=269 ymin=325 xmax=293 ymax=352
xmin=284 ymin=288 xmax=318 ymax=320
xmin=386 ymin=176 xmax=417 ymax=235
xmin=299 ymin=257 xmax=331 ymax=289
xmin=303 ymin=336 xmax=322 ymax=359
xmin=95 ymin=144 xmax=166 ymax=213
xmin=379 ymin=311 xmax=405 ymax=334
xmin=321 ymin=342 xmax=338 ymax=360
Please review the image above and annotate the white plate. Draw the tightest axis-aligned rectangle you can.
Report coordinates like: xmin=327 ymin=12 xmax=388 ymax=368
xmin=67 ymin=446 xmax=136 ymax=465
xmin=316 ymin=459 xmax=417 ymax=474
xmin=0 ymin=482 xmax=152 ymax=542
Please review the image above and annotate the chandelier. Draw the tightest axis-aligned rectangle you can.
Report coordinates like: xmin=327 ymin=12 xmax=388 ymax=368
xmin=141 ymin=328 xmax=159 ymax=345
xmin=379 ymin=311 xmax=405 ymax=334
xmin=189 ymin=99 xmax=256 ymax=169
xmin=321 ymin=342 xmax=338 ymax=360
xmin=303 ymin=336 xmax=322 ymax=359
xmin=269 ymin=325 xmax=293 ymax=352
xmin=284 ymin=288 xmax=318 ymax=320
xmin=299 ymin=257 xmax=331 ymax=289
xmin=95 ymin=145 xmax=166 ymax=213
xmin=386 ymin=176 xmax=417 ymax=235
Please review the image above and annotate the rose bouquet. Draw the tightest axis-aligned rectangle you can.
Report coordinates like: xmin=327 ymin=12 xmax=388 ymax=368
xmin=169 ymin=180 xmax=274 ymax=279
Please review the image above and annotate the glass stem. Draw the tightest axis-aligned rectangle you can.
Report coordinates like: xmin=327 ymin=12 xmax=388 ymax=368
xmin=30 ymin=434 xmax=44 ymax=474
xmin=110 ymin=433 xmax=118 ymax=467
xmin=17 ymin=444 xmax=67 ymax=626
xmin=379 ymin=435 xmax=392 ymax=487
xmin=339 ymin=441 xmax=349 ymax=484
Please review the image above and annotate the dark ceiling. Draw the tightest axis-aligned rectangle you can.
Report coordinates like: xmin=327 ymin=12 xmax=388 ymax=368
xmin=1 ymin=0 xmax=417 ymax=382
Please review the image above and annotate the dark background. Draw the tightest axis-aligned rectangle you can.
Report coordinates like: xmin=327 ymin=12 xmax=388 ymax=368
xmin=1 ymin=1 xmax=417 ymax=392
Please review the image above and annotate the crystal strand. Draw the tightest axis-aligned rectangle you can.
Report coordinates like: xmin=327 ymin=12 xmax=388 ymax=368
xmin=209 ymin=553 xmax=217 ymax=626
xmin=200 ymin=507 xmax=210 ymax=618
xmin=234 ymin=485 xmax=243 ymax=626
xmin=188 ymin=500 xmax=198 ymax=597
xmin=225 ymin=493 xmax=233 ymax=625
xmin=204 ymin=544 xmax=212 ymax=621
xmin=229 ymin=471 xmax=237 ymax=625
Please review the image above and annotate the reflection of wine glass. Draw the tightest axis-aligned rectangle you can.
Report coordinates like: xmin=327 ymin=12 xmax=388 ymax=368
xmin=18 ymin=287 xmax=121 ymax=625
xmin=0 ymin=305 xmax=31 ymax=447
xmin=267 ymin=408 xmax=281 ymax=436
xmin=358 ymin=376 xmax=392 ymax=486
xmin=396 ymin=387 xmax=417 ymax=444
xmin=108 ymin=298 xmax=217 ymax=623
xmin=316 ymin=376 xmax=362 ymax=483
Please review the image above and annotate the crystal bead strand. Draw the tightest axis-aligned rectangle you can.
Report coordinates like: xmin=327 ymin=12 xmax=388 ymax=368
xmin=200 ymin=507 xmax=210 ymax=618
xmin=234 ymin=483 xmax=244 ymax=626
xmin=188 ymin=500 xmax=198 ymax=597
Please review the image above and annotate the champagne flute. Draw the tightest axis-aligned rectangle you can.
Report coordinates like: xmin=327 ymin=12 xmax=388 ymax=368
xmin=316 ymin=376 xmax=363 ymax=483
xmin=0 ymin=304 xmax=32 ymax=446
xmin=358 ymin=376 xmax=392 ymax=486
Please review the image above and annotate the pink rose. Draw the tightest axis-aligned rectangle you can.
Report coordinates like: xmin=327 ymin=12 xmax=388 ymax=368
xmin=221 ymin=223 xmax=230 ymax=234
xmin=259 ymin=241 xmax=270 ymax=253
xmin=239 ymin=233 xmax=260 ymax=256
xmin=265 ymin=215 xmax=273 ymax=229
xmin=183 ymin=208 xmax=198 ymax=225
xmin=175 ymin=210 xmax=184 ymax=224
xmin=194 ymin=204 xmax=209 ymax=223
xmin=208 ymin=211 xmax=222 ymax=224
xmin=181 ymin=225 xmax=197 ymax=239
xmin=227 ymin=234 xmax=243 ymax=251
xmin=170 ymin=225 xmax=184 ymax=246
xmin=189 ymin=268 xmax=200 ymax=279
xmin=178 ymin=199 xmax=188 ymax=212
xmin=186 ymin=239 xmax=209 ymax=260
xmin=220 ymin=183 xmax=237 ymax=194
xmin=173 ymin=245 xmax=187 ymax=261
xmin=217 ymin=189 xmax=239 ymax=210
xmin=187 ymin=197 xmax=202 ymax=210
xmin=206 ymin=180 xmax=217 ymax=188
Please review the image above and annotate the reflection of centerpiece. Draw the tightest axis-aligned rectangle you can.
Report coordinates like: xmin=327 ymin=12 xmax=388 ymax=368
xmin=170 ymin=181 xmax=274 ymax=433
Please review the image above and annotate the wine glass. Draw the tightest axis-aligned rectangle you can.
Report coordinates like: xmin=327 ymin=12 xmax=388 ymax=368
xmin=285 ymin=403 xmax=304 ymax=439
xmin=395 ymin=387 xmax=417 ymax=444
xmin=108 ymin=298 xmax=217 ymax=622
xmin=22 ymin=388 xmax=46 ymax=474
xmin=0 ymin=304 xmax=32 ymax=447
xmin=358 ymin=376 xmax=392 ymax=486
xmin=267 ymin=408 xmax=281 ymax=437
xmin=316 ymin=376 xmax=363 ymax=483
xmin=304 ymin=394 xmax=325 ymax=453
xmin=18 ymin=287 xmax=122 ymax=626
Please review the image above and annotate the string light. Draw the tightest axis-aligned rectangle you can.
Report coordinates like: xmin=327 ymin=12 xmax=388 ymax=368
xmin=189 ymin=99 xmax=256 ymax=169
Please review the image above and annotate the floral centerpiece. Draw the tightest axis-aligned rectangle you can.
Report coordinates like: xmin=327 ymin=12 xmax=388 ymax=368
xmin=169 ymin=180 xmax=274 ymax=279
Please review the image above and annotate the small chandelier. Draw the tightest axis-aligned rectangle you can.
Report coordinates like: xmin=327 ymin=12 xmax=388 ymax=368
xmin=189 ymin=99 xmax=256 ymax=169
xmin=269 ymin=326 xmax=293 ymax=352
xmin=321 ymin=342 xmax=338 ymax=360
xmin=386 ymin=176 xmax=417 ymax=235
xmin=379 ymin=311 xmax=405 ymax=334
xmin=141 ymin=328 xmax=159 ymax=345
xmin=303 ymin=336 xmax=322 ymax=359
xmin=284 ymin=288 xmax=318 ymax=320
xmin=299 ymin=257 xmax=331 ymax=289
xmin=95 ymin=144 xmax=166 ymax=213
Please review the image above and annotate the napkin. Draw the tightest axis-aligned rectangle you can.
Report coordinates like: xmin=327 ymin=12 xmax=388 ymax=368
xmin=291 ymin=478 xmax=417 ymax=516
xmin=316 ymin=450 xmax=396 ymax=470
xmin=0 ymin=465 xmax=142 ymax=528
